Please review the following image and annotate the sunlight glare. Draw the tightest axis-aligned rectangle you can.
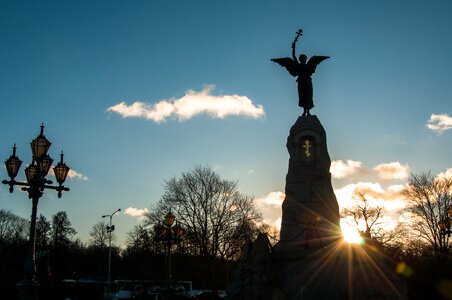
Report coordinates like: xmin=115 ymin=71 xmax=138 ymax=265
xmin=340 ymin=219 xmax=364 ymax=244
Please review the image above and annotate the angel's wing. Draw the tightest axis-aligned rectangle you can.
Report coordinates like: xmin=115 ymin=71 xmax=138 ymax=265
xmin=306 ymin=56 xmax=329 ymax=75
xmin=271 ymin=57 xmax=298 ymax=77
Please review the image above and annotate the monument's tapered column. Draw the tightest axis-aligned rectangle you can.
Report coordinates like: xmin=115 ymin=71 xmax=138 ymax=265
xmin=275 ymin=115 xmax=341 ymax=252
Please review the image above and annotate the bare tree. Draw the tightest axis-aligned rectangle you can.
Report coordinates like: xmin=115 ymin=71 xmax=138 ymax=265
xmin=340 ymin=192 xmax=407 ymax=247
xmin=145 ymin=165 xmax=262 ymax=260
xmin=89 ymin=221 xmax=113 ymax=248
xmin=0 ymin=209 xmax=28 ymax=243
xmin=342 ymin=193 xmax=384 ymax=239
xmin=402 ymin=172 xmax=452 ymax=254
xmin=0 ymin=210 xmax=28 ymax=282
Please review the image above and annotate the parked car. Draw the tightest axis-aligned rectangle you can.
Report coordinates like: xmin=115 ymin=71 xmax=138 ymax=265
xmin=112 ymin=289 xmax=133 ymax=299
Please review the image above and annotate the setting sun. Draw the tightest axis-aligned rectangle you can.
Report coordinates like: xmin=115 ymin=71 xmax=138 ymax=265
xmin=340 ymin=219 xmax=364 ymax=244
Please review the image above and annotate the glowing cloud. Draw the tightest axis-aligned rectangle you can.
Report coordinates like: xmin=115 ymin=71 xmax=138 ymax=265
xmin=335 ymin=182 xmax=405 ymax=210
xmin=107 ymin=85 xmax=265 ymax=123
xmin=124 ymin=207 xmax=149 ymax=220
xmin=427 ymin=113 xmax=452 ymax=134
xmin=330 ymin=160 xmax=363 ymax=179
xmin=267 ymin=217 xmax=282 ymax=231
xmin=255 ymin=191 xmax=285 ymax=208
xmin=373 ymin=162 xmax=409 ymax=180
xmin=437 ymin=168 xmax=452 ymax=180
xmin=255 ymin=191 xmax=285 ymax=232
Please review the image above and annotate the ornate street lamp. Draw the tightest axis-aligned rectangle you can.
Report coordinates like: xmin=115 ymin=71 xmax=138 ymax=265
xmin=2 ymin=124 xmax=70 ymax=293
xmin=164 ymin=211 xmax=175 ymax=227
xmin=154 ymin=210 xmax=185 ymax=297
xmin=439 ymin=206 xmax=452 ymax=236
xmin=5 ymin=144 xmax=22 ymax=190
xmin=102 ymin=208 xmax=121 ymax=297
xmin=54 ymin=152 xmax=70 ymax=197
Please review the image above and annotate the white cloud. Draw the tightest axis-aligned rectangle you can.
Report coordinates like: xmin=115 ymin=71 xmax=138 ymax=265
xmin=211 ymin=163 xmax=221 ymax=171
xmin=427 ymin=113 xmax=452 ymax=134
xmin=255 ymin=191 xmax=284 ymax=232
xmin=437 ymin=168 xmax=452 ymax=180
xmin=48 ymin=168 xmax=88 ymax=181
xmin=255 ymin=191 xmax=285 ymax=208
xmin=107 ymin=85 xmax=265 ymax=123
xmin=387 ymin=184 xmax=406 ymax=194
xmin=373 ymin=162 xmax=409 ymax=180
xmin=264 ymin=217 xmax=282 ymax=231
xmin=335 ymin=182 xmax=405 ymax=211
xmin=331 ymin=160 xmax=410 ymax=181
xmin=66 ymin=169 xmax=89 ymax=181
xmin=330 ymin=160 xmax=363 ymax=179
xmin=124 ymin=207 xmax=149 ymax=220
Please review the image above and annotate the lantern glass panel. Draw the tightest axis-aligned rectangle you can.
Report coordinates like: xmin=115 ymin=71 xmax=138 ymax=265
xmin=173 ymin=225 xmax=184 ymax=237
xmin=157 ymin=225 xmax=168 ymax=238
xmin=5 ymin=145 xmax=22 ymax=179
xmin=25 ymin=164 xmax=39 ymax=183
xmin=5 ymin=156 xmax=22 ymax=179
xmin=165 ymin=212 xmax=175 ymax=226
xmin=31 ymin=126 xmax=51 ymax=159
xmin=54 ymin=163 xmax=70 ymax=184
xmin=446 ymin=219 xmax=451 ymax=230
xmin=448 ymin=206 xmax=452 ymax=218
xmin=38 ymin=155 xmax=53 ymax=177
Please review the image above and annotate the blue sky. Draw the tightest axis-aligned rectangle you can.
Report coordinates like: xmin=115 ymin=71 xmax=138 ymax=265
xmin=1 ymin=0 xmax=451 ymax=245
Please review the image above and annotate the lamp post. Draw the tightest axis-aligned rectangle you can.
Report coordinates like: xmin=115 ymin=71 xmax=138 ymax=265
xmin=154 ymin=211 xmax=184 ymax=298
xmin=437 ymin=205 xmax=452 ymax=254
xmin=2 ymin=124 xmax=70 ymax=298
xmin=102 ymin=208 xmax=121 ymax=297
xmin=438 ymin=206 xmax=452 ymax=236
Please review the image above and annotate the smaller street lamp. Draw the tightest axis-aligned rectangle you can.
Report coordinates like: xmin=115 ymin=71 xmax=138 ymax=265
xmin=154 ymin=210 xmax=185 ymax=297
xmin=102 ymin=208 xmax=121 ymax=297
xmin=438 ymin=206 xmax=452 ymax=236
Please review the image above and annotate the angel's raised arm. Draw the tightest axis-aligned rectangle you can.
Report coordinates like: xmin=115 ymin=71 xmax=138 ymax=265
xmin=291 ymin=29 xmax=303 ymax=63
xmin=291 ymin=40 xmax=298 ymax=63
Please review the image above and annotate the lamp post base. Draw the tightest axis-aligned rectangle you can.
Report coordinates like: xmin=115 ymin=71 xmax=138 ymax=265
xmin=16 ymin=280 xmax=41 ymax=300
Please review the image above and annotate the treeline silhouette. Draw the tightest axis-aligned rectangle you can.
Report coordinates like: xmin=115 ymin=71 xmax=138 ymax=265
xmin=1 ymin=168 xmax=451 ymax=299
xmin=0 ymin=209 xmax=237 ymax=299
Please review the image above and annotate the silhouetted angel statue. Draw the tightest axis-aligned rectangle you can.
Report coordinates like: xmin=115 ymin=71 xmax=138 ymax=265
xmin=272 ymin=29 xmax=329 ymax=116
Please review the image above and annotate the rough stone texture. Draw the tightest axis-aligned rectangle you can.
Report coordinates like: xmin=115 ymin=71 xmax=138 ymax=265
xmin=271 ymin=243 xmax=348 ymax=299
xmin=227 ymin=233 xmax=273 ymax=300
xmin=271 ymin=239 xmax=407 ymax=300
xmin=275 ymin=115 xmax=341 ymax=252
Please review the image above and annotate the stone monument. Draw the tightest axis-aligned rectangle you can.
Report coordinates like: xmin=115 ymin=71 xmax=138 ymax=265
xmin=275 ymin=114 xmax=341 ymax=252
xmin=228 ymin=29 xmax=407 ymax=300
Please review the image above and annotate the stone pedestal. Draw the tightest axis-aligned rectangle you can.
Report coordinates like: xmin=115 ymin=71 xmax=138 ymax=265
xmin=271 ymin=243 xmax=348 ymax=299
xmin=275 ymin=115 xmax=341 ymax=252
xmin=271 ymin=240 xmax=407 ymax=300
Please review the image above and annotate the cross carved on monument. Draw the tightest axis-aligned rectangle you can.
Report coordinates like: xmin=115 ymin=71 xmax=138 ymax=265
xmin=303 ymin=139 xmax=312 ymax=158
